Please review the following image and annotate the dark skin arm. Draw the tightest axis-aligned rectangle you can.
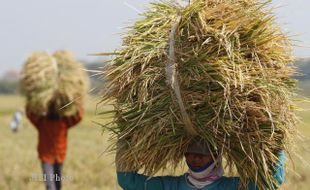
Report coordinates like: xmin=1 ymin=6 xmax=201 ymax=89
xmin=64 ymin=106 xmax=84 ymax=129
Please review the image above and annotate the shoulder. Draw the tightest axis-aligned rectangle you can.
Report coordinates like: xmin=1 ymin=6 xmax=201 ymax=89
xmin=117 ymin=171 xmax=185 ymax=182
xmin=117 ymin=172 xmax=186 ymax=190
xmin=206 ymin=176 xmax=239 ymax=190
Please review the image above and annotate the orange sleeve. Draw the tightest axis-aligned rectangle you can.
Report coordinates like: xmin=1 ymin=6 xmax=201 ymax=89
xmin=65 ymin=106 xmax=84 ymax=129
xmin=26 ymin=106 xmax=41 ymax=129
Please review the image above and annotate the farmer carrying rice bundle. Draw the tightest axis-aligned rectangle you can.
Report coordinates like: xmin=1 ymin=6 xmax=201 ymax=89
xmin=21 ymin=50 xmax=87 ymax=190
xmin=100 ymin=0 xmax=298 ymax=189
xmin=116 ymin=138 xmax=285 ymax=189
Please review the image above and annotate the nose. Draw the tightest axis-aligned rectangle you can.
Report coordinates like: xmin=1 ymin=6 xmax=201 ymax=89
xmin=192 ymin=155 xmax=202 ymax=162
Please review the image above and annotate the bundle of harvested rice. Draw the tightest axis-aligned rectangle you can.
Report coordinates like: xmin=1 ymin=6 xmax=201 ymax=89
xmin=100 ymin=0 xmax=298 ymax=189
xmin=20 ymin=51 xmax=58 ymax=114
xmin=21 ymin=50 xmax=88 ymax=116
xmin=52 ymin=50 xmax=89 ymax=116
xmin=53 ymin=50 xmax=76 ymax=65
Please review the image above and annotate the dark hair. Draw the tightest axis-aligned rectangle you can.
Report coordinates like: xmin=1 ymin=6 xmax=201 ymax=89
xmin=47 ymin=101 xmax=61 ymax=120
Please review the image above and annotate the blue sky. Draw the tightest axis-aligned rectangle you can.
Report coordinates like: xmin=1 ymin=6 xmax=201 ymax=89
xmin=0 ymin=0 xmax=309 ymax=75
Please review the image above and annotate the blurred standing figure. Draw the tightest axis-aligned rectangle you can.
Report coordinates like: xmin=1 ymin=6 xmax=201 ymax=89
xmin=10 ymin=108 xmax=24 ymax=133
xmin=26 ymin=101 xmax=83 ymax=190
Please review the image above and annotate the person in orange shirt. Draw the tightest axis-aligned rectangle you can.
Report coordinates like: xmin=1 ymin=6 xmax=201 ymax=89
xmin=26 ymin=101 xmax=83 ymax=190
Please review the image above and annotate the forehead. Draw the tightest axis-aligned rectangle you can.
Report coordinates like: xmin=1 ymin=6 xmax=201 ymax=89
xmin=185 ymin=152 xmax=212 ymax=158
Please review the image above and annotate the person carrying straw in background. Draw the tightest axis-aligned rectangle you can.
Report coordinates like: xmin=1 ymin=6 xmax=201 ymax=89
xmin=20 ymin=50 xmax=88 ymax=190
xmin=26 ymin=101 xmax=83 ymax=190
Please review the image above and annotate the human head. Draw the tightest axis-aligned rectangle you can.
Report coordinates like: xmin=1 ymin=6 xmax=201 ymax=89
xmin=47 ymin=101 xmax=61 ymax=120
xmin=185 ymin=138 xmax=216 ymax=170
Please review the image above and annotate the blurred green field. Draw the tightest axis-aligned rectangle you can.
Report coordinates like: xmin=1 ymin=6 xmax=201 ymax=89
xmin=0 ymin=95 xmax=309 ymax=190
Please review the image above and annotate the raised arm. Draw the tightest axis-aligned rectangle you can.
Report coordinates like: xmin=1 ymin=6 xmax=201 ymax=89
xmin=25 ymin=105 xmax=41 ymax=129
xmin=272 ymin=150 xmax=285 ymax=185
xmin=117 ymin=172 xmax=179 ymax=190
xmin=65 ymin=106 xmax=84 ymax=129
xmin=249 ymin=150 xmax=285 ymax=189
xmin=116 ymin=149 xmax=179 ymax=190
xmin=219 ymin=151 xmax=286 ymax=190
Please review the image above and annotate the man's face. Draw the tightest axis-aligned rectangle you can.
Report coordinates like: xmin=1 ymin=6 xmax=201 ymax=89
xmin=185 ymin=152 xmax=213 ymax=170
